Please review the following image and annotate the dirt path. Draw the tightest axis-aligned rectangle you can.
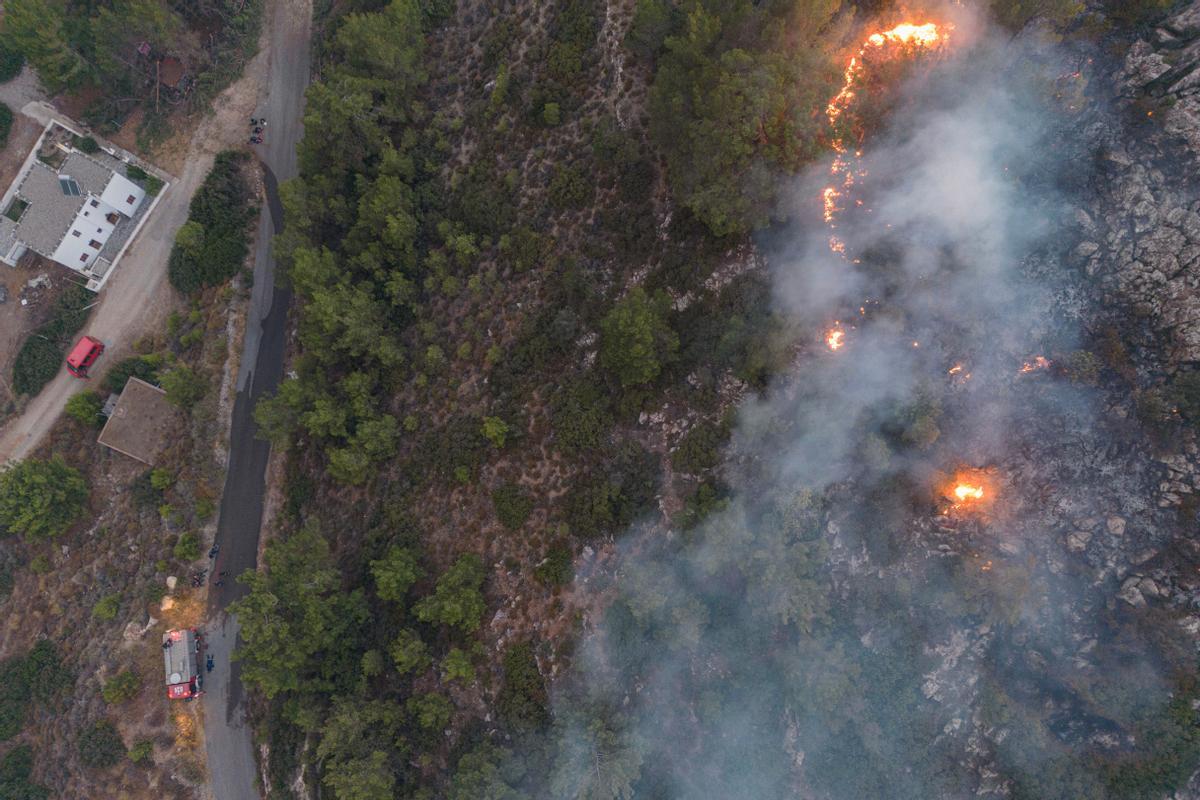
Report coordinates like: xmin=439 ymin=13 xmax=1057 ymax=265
xmin=0 ymin=22 xmax=275 ymax=465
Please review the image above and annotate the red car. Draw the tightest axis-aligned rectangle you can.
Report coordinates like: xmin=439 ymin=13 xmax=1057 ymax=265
xmin=66 ymin=336 xmax=104 ymax=378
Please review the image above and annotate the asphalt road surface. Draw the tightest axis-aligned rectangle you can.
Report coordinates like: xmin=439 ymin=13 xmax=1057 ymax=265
xmin=202 ymin=1 xmax=311 ymax=798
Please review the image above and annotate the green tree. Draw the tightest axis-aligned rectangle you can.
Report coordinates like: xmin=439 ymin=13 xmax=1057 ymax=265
xmin=92 ymin=594 xmax=120 ymax=621
xmin=481 ymin=416 xmax=509 ymax=448
xmin=406 ymin=692 xmax=452 ymax=731
xmin=988 ymin=0 xmax=1083 ymax=32
xmin=317 ymin=699 xmax=406 ymax=800
xmin=389 ymin=629 xmax=430 ymax=675
xmin=0 ymin=456 xmax=88 ymax=541
xmin=414 ymin=554 xmax=487 ymax=632
xmin=441 ymin=648 xmax=475 ymax=683
xmin=0 ymin=743 xmax=50 ymax=799
xmin=230 ymin=520 xmax=367 ymax=698
xmin=447 ymin=743 xmax=528 ymax=800
xmin=1 ymin=0 xmax=90 ymax=92
xmin=370 ymin=545 xmax=422 ymax=602
xmin=550 ymin=710 xmax=643 ymax=800
xmin=160 ymin=364 xmax=206 ymax=409
xmin=598 ymin=287 xmax=678 ymax=388
xmin=648 ymin=0 xmax=842 ymax=234
xmin=64 ymin=391 xmax=104 ymax=426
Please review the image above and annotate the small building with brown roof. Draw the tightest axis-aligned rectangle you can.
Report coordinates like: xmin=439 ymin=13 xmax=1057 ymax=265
xmin=97 ymin=377 xmax=179 ymax=465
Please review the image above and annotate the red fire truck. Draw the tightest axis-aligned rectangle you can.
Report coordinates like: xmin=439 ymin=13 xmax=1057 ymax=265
xmin=66 ymin=336 xmax=104 ymax=378
xmin=162 ymin=628 xmax=203 ymax=700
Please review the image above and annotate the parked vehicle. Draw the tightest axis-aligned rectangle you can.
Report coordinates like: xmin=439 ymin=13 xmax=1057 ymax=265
xmin=66 ymin=336 xmax=104 ymax=378
xmin=163 ymin=628 xmax=203 ymax=700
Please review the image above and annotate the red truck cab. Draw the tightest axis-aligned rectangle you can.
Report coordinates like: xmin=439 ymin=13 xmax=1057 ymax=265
xmin=66 ymin=336 xmax=104 ymax=378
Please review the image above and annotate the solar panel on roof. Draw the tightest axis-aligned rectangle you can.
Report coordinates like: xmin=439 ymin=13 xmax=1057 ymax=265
xmin=58 ymin=177 xmax=80 ymax=196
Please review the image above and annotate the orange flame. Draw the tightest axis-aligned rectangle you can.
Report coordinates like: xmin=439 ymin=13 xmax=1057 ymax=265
xmin=826 ymin=327 xmax=845 ymax=350
xmin=954 ymin=483 xmax=984 ymax=501
xmin=1019 ymin=356 xmax=1051 ymax=374
xmin=823 ymin=22 xmax=951 ymax=256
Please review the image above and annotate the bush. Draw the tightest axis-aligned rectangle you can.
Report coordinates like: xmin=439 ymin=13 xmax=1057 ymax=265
xmin=12 ymin=284 xmax=95 ymax=397
xmin=12 ymin=336 xmax=61 ymax=396
xmin=130 ymin=470 xmax=160 ymax=509
xmin=599 ymin=287 xmax=678 ymax=388
xmin=0 ymin=103 xmax=13 ymax=150
xmin=492 ymin=482 xmax=533 ymax=530
xmin=534 ymin=543 xmax=573 ymax=586
xmin=73 ymin=135 xmax=99 ymax=154
xmin=0 ymin=642 xmax=72 ymax=741
xmin=78 ymin=720 xmax=124 ymax=768
xmin=442 ymin=648 xmax=475 ymax=683
xmin=497 ymin=643 xmax=548 ymax=730
xmin=548 ymin=163 xmax=592 ymax=210
xmin=101 ymin=670 xmax=140 ymax=704
xmin=160 ymin=364 xmax=206 ymax=408
xmin=0 ymin=41 xmax=25 ymax=84
xmin=168 ymin=151 xmax=253 ymax=294
xmin=64 ymin=391 xmax=105 ymax=426
xmin=102 ymin=355 xmax=161 ymax=393
xmin=0 ymin=744 xmax=49 ymax=799
xmin=173 ymin=532 xmax=201 ymax=562
xmin=126 ymin=164 xmax=164 ymax=196
xmin=128 ymin=739 xmax=153 ymax=764
xmin=671 ymin=418 xmax=730 ymax=474
xmin=551 ymin=379 xmax=613 ymax=454
xmin=92 ymin=594 xmax=120 ymax=621
xmin=565 ymin=442 xmax=659 ymax=538
xmin=0 ymin=456 xmax=88 ymax=540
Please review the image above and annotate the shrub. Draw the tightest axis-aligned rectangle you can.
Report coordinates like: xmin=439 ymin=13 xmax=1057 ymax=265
xmin=1063 ymin=349 xmax=1101 ymax=386
xmin=497 ymin=643 xmax=548 ymax=730
xmin=78 ymin=720 xmax=124 ymax=768
xmin=73 ymin=135 xmax=99 ymax=154
xmin=0 ymin=41 xmax=25 ymax=84
xmin=0 ymin=642 xmax=72 ymax=741
xmin=101 ymin=670 xmax=140 ymax=704
xmin=128 ymin=739 xmax=153 ymax=764
xmin=1169 ymin=371 xmax=1200 ymax=423
xmin=12 ymin=337 xmax=62 ymax=397
xmin=370 ymin=545 xmax=422 ymax=602
xmin=92 ymin=594 xmax=121 ymax=621
xmin=406 ymin=692 xmax=453 ymax=731
xmin=160 ymin=364 xmax=206 ymax=408
xmin=64 ymin=391 xmax=105 ymax=426
xmin=130 ymin=470 xmax=160 ymax=509
xmin=481 ymin=415 xmax=509 ymax=448
xmin=173 ymin=532 xmax=201 ymax=562
xmin=551 ymin=379 xmax=613 ymax=453
xmin=168 ymin=151 xmax=253 ymax=294
xmin=126 ymin=164 xmax=164 ymax=196
xmin=102 ymin=355 xmax=161 ymax=393
xmin=0 ymin=103 xmax=13 ymax=150
xmin=0 ymin=456 xmax=88 ymax=540
xmin=671 ymin=418 xmax=730 ymax=474
xmin=149 ymin=468 xmax=174 ymax=490
xmin=12 ymin=284 xmax=95 ymax=397
xmin=492 ymin=482 xmax=533 ymax=530
xmin=534 ymin=543 xmax=573 ymax=586
xmin=548 ymin=163 xmax=592 ymax=210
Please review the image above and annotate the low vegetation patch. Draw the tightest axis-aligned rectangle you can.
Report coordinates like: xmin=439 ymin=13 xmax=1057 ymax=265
xmin=12 ymin=284 xmax=95 ymax=397
xmin=168 ymin=151 xmax=255 ymax=294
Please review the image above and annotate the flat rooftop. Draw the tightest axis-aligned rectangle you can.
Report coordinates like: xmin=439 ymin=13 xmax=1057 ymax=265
xmin=97 ymin=377 xmax=179 ymax=465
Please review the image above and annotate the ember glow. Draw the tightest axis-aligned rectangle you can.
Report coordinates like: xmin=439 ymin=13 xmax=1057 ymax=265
xmin=954 ymin=483 xmax=984 ymax=501
xmin=942 ymin=469 xmax=994 ymax=511
xmin=822 ymin=21 xmax=952 ymax=255
xmin=1019 ymin=355 xmax=1051 ymax=373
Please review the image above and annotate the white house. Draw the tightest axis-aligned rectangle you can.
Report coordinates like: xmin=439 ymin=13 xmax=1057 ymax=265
xmin=0 ymin=149 xmax=147 ymax=288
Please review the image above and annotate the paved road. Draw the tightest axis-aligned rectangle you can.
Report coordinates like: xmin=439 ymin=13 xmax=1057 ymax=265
xmin=202 ymin=1 xmax=311 ymax=798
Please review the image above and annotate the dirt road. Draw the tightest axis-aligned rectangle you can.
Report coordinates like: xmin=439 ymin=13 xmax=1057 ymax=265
xmin=202 ymin=1 xmax=313 ymax=798
xmin=0 ymin=41 xmax=275 ymax=464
